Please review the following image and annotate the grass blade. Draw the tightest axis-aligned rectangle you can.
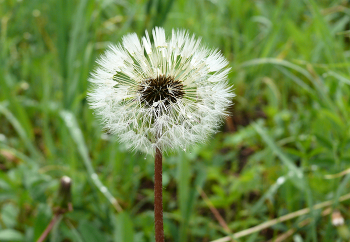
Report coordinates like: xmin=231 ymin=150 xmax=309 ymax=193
xmin=60 ymin=110 xmax=122 ymax=212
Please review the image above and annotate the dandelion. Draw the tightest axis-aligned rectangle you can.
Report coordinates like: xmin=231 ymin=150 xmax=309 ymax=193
xmin=88 ymin=27 xmax=234 ymax=242
xmin=88 ymin=27 xmax=234 ymax=154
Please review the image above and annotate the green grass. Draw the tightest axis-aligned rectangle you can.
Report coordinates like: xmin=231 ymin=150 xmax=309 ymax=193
xmin=1 ymin=0 xmax=350 ymax=241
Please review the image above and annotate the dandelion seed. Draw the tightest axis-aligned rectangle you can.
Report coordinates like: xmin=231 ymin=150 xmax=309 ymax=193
xmin=88 ymin=27 xmax=234 ymax=155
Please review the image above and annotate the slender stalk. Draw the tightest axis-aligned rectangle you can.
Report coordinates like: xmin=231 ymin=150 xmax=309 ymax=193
xmin=198 ymin=187 xmax=235 ymax=241
xmin=211 ymin=193 xmax=350 ymax=242
xmin=154 ymin=147 xmax=164 ymax=242
xmin=60 ymin=111 xmax=123 ymax=212
xmin=37 ymin=214 xmax=61 ymax=242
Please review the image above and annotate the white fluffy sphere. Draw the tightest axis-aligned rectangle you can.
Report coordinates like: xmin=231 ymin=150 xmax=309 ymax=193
xmin=88 ymin=27 xmax=234 ymax=155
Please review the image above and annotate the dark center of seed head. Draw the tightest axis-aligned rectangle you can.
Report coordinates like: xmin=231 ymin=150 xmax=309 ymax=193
xmin=138 ymin=75 xmax=185 ymax=107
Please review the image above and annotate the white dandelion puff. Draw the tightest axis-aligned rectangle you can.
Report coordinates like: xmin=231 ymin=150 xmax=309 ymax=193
xmin=88 ymin=27 xmax=235 ymax=155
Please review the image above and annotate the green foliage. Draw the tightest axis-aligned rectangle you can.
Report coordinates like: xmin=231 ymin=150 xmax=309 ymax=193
xmin=1 ymin=0 xmax=350 ymax=241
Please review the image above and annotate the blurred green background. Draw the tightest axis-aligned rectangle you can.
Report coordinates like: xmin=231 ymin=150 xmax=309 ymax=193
xmin=2 ymin=0 xmax=350 ymax=241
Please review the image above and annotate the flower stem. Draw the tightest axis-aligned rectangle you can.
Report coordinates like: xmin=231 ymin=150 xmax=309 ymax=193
xmin=37 ymin=214 xmax=61 ymax=242
xmin=154 ymin=147 xmax=164 ymax=242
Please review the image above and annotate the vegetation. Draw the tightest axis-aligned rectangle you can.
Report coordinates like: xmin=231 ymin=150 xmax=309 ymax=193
xmin=1 ymin=0 xmax=350 ymax=241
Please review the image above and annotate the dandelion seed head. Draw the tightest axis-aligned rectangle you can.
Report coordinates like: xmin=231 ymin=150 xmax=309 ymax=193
xmin=88 ymin=27 xmax=235 ymax=155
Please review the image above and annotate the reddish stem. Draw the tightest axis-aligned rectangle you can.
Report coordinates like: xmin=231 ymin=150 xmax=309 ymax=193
xmin=154 ymin=147 xmax=164 ymax=242
xmin=37 ymin=214 xmax=60 ymax=242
